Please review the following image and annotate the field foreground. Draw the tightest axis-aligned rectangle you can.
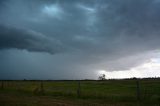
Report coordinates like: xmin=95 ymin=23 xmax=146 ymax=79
xmin=0 ymin=79 xmax=160 ymax=106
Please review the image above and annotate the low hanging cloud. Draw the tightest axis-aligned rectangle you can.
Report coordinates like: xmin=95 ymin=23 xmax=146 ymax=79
xmin=0 ymin=25 xmax=63 ymax=54
xmin=1 ymin=0 xmax=160 ymax=79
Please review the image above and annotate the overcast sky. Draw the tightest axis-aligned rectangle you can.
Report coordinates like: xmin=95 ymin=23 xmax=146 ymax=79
xmin=0 ymin=0 xmax=160 ymax=80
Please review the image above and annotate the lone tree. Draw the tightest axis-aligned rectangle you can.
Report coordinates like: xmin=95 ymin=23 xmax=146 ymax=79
xmin=98 ymin=74 xmax=106 ymax=80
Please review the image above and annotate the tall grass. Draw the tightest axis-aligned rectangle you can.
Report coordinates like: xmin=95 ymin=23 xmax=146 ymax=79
xmin=0 ymin=79 xmax=160 ymax=106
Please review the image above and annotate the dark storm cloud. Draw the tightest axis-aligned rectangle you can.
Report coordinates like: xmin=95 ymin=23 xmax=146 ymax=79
xmin=1 ymin=0 xmax=160 ymax=79
xmin=0 ymin=25 xmax=63 ymax=54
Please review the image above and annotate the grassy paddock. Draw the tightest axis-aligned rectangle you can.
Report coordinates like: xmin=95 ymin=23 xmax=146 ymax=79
xmin=0 ymin=79 xmax=160 ymax=106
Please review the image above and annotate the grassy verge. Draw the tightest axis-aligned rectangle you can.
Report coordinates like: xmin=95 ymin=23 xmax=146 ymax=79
xmin=0 ymin=80 xmax=160 ymax=106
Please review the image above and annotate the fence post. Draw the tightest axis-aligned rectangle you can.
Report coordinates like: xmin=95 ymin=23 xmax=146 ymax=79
xmin=136 ymin=80 xmax=141 ymax=101
xmin=77 ymin=81 xmax=81 ymax=97
xmin=1 ymin=81 xmax=4 ymax=89
xmin=40 ymin=81 xmax=44 ymax=95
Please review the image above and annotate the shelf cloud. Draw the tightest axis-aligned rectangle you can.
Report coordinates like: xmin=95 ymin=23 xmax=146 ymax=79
xmin=0 ymin=25 xmax=63 ymax=54
xmin=0 ymin=0 xmax=160 ymax=79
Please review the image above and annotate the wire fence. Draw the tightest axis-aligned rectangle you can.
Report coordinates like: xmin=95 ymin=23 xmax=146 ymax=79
xmin=0 ymin=79 xmax=160 ymax=106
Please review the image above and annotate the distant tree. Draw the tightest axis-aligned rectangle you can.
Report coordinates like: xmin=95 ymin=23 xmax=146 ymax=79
xmin=98 ymin=74 xmax=106 ymax=80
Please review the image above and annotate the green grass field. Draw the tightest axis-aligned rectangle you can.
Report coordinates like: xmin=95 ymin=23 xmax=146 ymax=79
xmin=0 ymin=79 xmax=160 ymax=106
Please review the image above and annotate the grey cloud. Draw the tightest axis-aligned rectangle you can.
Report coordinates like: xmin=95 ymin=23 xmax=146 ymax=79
xmin=0 ymin=0 xmax=160 ymax=79
xmin=0 ymin=25 xmax=63 ymax=54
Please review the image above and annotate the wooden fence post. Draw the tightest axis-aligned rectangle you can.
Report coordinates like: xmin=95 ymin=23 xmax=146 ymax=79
xmin=1 ymin=81 xmax=4 ymax=89
xmin=77 ymin=81 xmax=81 ymax=97
xmin=136 ymin=80 xmax=141 ymax=101
xmin=40 ymin=81 xmax=44 ymax=95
